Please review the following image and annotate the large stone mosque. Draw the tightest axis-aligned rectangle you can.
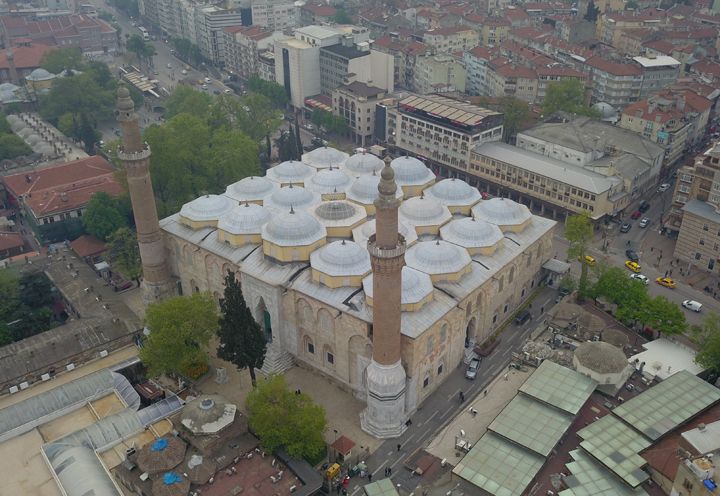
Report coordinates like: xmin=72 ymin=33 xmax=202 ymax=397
xmin=116 ymin=88 xmax=556 ymax=437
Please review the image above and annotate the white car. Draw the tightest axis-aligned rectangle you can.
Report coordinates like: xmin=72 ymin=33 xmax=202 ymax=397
xmin=682 ymin=300 xmax=703 ymax=312
xmin=639 ymin=217 xmax=650 ymax=228
xmin=201 ymin=84 xmax=208 ymax=90
xmin=223 ymin=88 xmax=231 ymax=94
xmin=658 ymin=183 xmax=671 ymax=192
xmin=204 ymin=77 xmax=211 ymax=83
xmin=630 ymin=273 xmax=649 ymax=285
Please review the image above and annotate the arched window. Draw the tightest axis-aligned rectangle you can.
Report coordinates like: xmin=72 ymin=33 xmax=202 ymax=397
xmin=498 ymin=275 xmax=504 ymax=292
xmin=317 ymin=309 xmax=334 ymax=334
xmin=303 ymin=336 xmax=315 ymax=355
xmin=527 ymin=252 xmax=532 ymax=267
xmin=465 ymin=302 xmax=472 ymax=318
xmin=323 ymin=345 xmax=334 ymax=367
xmin=475 ymin=293 xmax=482 ymax=311
xmin=440 ymin=323 xmax=448 ymax=342
xmin=509 ymin=266 xmax=515 ymax=284
xmin=297 ymin=299 xmax=314 ymax=327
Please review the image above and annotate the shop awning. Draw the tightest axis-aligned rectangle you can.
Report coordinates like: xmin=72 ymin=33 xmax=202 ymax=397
xmin=542 ymin=259 xmax=570 ymax=274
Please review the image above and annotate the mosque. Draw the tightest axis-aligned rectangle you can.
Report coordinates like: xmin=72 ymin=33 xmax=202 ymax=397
xmin=116 ymin=88 xmax=557 ymax=438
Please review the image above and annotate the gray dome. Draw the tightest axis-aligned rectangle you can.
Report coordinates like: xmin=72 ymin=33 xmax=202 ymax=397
xmin=346 ymin=174 xmax=404 ymax=205
xmin=353 ymin=218 xmax=418 ymax=246
xmin=344 ymin=152 xmax=383 ymax=175
xmin=363 ymin=266 xmax=433 ymax=307
xmin=440 ymin=217 xmax=504 ymax=249
xmin=311 ymin=240 xmax=371 ymax=277
xmin=305 ymin=167 xmax=352 ymax=195
xmin=181 ymin=395 xmax=237 ymax=435
xmin=592 ymin=102 xmax=617 ymax=119
xmin=264 ymin=185 xmax=320 ymax=212
xmin=18 ymin=128 xmax=33 ymax=139
xmin=26 ymin=68 xmax=55 ymax=81
xmin=472 ymin=198 xmax=531 ymax=229
xmin=405 ymin=240 xmax=471 ymax=277
xmin=425 ymin=178 xmax=481 ymax=207
xmin=390 ymin=156 xmax=435 ymax=185
xmin=27 ymin=134 xmax=41 ymax=145
xmin=180 ymin=194 xmax=234 ymax=223
xmin=218 ymin=203 xmax=271 ymax=235
xmin=262 ymin=208 xmax=326 ymax=246
xmin=315 ymin=200 xmax=358 ymax=221
xmin=574 ymin=341 xmax=628 ymax=374
xmin=266 ymin=160 xmax=314 ymax=184
xmin=399 ymin=196 xmax=451 ymax=227
xmin=302 ymin=147 xmax=349 ymax=170
xmin=225 ymin=176 xmax=278 ymax=202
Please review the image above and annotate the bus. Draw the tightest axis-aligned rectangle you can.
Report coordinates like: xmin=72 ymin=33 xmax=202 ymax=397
xmin=138 ymin=26 xmax=150 ymax=41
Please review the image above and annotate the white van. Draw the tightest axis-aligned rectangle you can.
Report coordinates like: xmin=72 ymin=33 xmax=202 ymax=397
xmin=682 ymin=300 xmax=702 ymax=312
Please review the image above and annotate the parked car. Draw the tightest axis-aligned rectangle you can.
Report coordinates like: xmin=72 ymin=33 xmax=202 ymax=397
xmin=630 ymin=210 xmax=642 ymax=220
xmin=204 ymin=77 xmax=211 ymax=83
xmin=625 ymin=249 xmax=639 ymax=262
xmin=639 ymin=201 xmax=651 ymax=213
xmin=682 ymin=300 xmax=703 ymax=312
xmin=620 ymin=222 xmax=632 ymax=233
xmin=639 ymin=217 xmax=650 ymax=228
xmin=578 ymin=255 xmax=596 ymax=266
xmin=625 ymin=261 xmax=641 ymax=273
xmin=630 ymin=273 xmax=649 ymax=285
xmin=514 ymin=309 xmax=532 ymax=326
xmin=655 ymin=277 xmax=676 ymax=289
xmin=465 ymin=358 xmax=481 ymax=380
xmin=658 ymin=183 xmax=671 ymax=192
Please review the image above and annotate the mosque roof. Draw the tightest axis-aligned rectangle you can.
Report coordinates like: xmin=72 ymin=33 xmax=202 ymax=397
xmin=266 ymin=160 xmax=314 ymax=184
xmin=217 ymin=203 xmax=271 ymax=235
xmin=346 ymin=174 xmax=404 ymax=205
xmin=26 ymin=67 xmax=55 ymax=81
xmin=263 ymin=185 xmax=321 ymax=212
xmin=363 ymin=266 xmax=434 ymax=307
xmin=311 ymin=240 xmax=371 ymax=277
xmin=179 ymin=194 xmax=234 ymax=224
xmin=352 ymin=218 xmax=418 ymax=246
xmin=405 ymin=240 xmax=472 ymax=277
xmin=574 ymin=341 xmax=629 ymax=375
xmin=424 ymin=178 xmax=482 ymax=208
xmin=312 ymin=200 xmax=367 ymax=230
xmin=399 ymin=195 xmax=452 ymax=228
xmin=440 ymin=217 xmax=504 ymax=249
xmin=262 ymin=208 xmax=326 ymax=246
xmin=224 ymin=176 xmax=278 ymax=203
xmin=343 ymin=152 xmax=384 ymax=176
xmin=305 ymin=167 xmax=352 ymax=195
xmin=302 ymin=147 xmax=349 ymax=170
xmin=472 ymin=197 xmax=532 ymax=229
xmin=390 ymin=156 xmax=436 ymax=186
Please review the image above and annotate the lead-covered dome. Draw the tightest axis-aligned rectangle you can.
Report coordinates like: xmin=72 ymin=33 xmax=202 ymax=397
xmin=352 ymin=218 xmax=418 ymax=247
xmin=440 ymin=217 xmax=504 ymax=255
xmin=472 ymin=198 xmax=532 ymax=232
xmin=264 ymin=185 xmax=320 ymax=212
xmin=346 ymin=174 xmax=404 ymax=212
xmin=266 ymin=160 xmax=314 ymax=185
xmin=180 ymin=194 xmax=234 ymax=229
xmin=312 ymin=200 xmax=367 ymax=237
xmin=363 ymin=266 xmax=433 ymax=311
xmin=405 ymin=240 xmax=472 ymax=282
xmin=302 ymin=147 xmax=349 ymax=170
xmin=305 ymin=167 xmax=352 ymax=198
xmin=262 ymin=208 xmax=326 ymax=247
xmin=217 ymin=203 xmax=271 ymax=245
xmin=225 ymin=176 xmax=278 ymax=203
xmin=311 ymin=240 xmax=371 ymax=288
xmin=424 ymin=178 xmax=481 ymax=213
xmin=390 ymin=156 xmax=435 ymax=187
xmin=399 ymin=195 xmax=452 ymax=235
xmin=26 ymin=68 xmax=56 ymax=81
xmin=344 ymin=152 xmax=384 ymax=176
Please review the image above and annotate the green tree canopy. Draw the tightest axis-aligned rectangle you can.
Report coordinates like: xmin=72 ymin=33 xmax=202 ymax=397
xmin=126 ymin=35 xmax=156 ymax=66
xmin=40 ymin=48 xmax=84 ymax=74
xmin=565 ymin=213 xmax=594 ymax=300
xmin=165 ymin=86 xmax=213 ymax=119
xmin=332 ymin=9 xmax=352 ymax=23
xmin=172 ymin=38 xmax=203 ymax=65
xmin=140 ymin=292 xmax=218 ymax=378
xmin=0 ymin=270 xmax=57 ymax=343
xmin=692 ymin=313 xmax=720 ymax=373
xmin=0 ymin=134 xmax=32 ymax=160
xmin=275 ymin=127 xmax=300 ymax=162
xmin=643 ymin=295 xmax=686 ymax=336
xmin=542 ymin=79 xmax=600 ymax=118
xmin=311 ymin=109 xmax=348 ymax=135
xmin=82 ymin=192 xmax=128 ymax=241
xmin=590 ymin=265 xmax=648 ymax=323
xmin=497 ymin=96 xmax=531 ymax=143
xmin=247 ymin=76 xmax=288 ymax=108
xmin=247 ymin=375 xmax=327 ymax=462
xmin=217 ymin=271 xmax=267 ymax=386
xmin=107 ymin=227 xmax=142 ymax=281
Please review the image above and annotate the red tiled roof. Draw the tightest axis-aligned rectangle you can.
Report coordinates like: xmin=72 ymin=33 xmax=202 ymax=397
xmin=424 ymin=26 xmax=476 ymax=36
xmin=622 ymin=100 xmax=683 ymax=124
xmin=330 ymin=435 xmax=355 ymax=454
xmin=467 ymin=45 xmax=495 ymax=59
xmin=301 ymin=3 xmax=337 ymax=17
xmin=503 ymin=8 xmax=530 ymax=21
xmin=493 ymin=61 xmax=536 ymax=79
xmin=586 ymin=56 xmax=642 ymax=76
xmin=536 ymin=66 xmax=585 ymax=78
xmin=692 ymin=60 xmax=720 ymax=79
xmin=642 ymin=39 xmax=674 ymax=55
xmin=70 ymin=234 xmax=106 ymax=258
xmin=0 ymin=43 xmax=54 ymax=70
xmin=0 ymin=232 xmax=23 ymax=252
xmin=225 ymin=25 xmax=272 ymax=40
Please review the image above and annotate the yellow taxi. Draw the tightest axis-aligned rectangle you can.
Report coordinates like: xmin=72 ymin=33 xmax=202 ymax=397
xmin=655 ymin=277 xmax=676 ymax=289
xmin=578 ymin=255 xmax=596 ymax=266
xmin=625 ymin=261 xmax=641 ymax=273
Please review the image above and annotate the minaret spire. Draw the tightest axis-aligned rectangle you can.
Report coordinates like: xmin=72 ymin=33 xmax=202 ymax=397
xmin=361 ymin=156 xmax=408 ymax=438
xmin=116 ymin=86 xmax=174 ymax=304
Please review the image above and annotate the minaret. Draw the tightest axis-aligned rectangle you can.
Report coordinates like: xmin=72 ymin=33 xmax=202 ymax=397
xmin=115 ymin=86 xmax=174 ymax=304
xmin=361 ymin=156 xmax=408 ymax=438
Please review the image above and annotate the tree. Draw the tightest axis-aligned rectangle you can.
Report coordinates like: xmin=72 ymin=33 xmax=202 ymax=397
xmin=217 ymin=271 xmax=267 ymax=386
xmin=692 ymin=313 xmax=720 ymax=373
xmin=247 ymin=375 xmax=327 ymax=462
xmin=276 ymin=128 xmax=300 ymax=162
xmin=497 ymin=96 xmax=531 ymax=143
xmin=40 ymin=48 xmax=84 ymax=74
xmin=542 ymin=79 xmax=600 ymax=118
xmin=584 ymin=0 xmax=600 ymax=21
xmin=332 ymin=9 xmax=352 ymax=24
xmin=126 ymin=35 xmax=155 ymax=66
xmin=140 ymin=292 xmax=218 ymax=378
xmin=247 ymin=76 xmax=288 ymax=108
xmin=107 ymin=227 xmax=142 ymax=283
xmin=311 ymin=109 xmax=348 ymax=135
xmin=294 ymin=115 xmax=303 ymax=157
xmin=82 ymin=192 xmax=128 ymax=241
xmin=0 ymin=134 xmax=32 ymax=160
xmin=590 ymin=265 xmax=649 ymax=323
xmin=165 ymin=86 xmax=213 ymax=119
xmin=565 ymin=213 xmax=594 ymax=301
xmin=643 ymin=295 xmax=686 ymax=336
xmin=40 ymin=71 xmax=116 ymax=126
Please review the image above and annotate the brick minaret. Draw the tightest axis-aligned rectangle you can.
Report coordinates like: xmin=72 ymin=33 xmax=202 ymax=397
xmin=115 ymin=86 xmax=174 ymax=304
xmin=361 ymin=156 xmax=408 ymax=438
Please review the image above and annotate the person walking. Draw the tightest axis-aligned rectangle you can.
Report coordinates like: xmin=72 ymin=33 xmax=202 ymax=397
xmin=368 ymin=473 xmax=372 ymax=482
xmin=459 ymin=391 xmax=465 ymax=403
xmin=397 ymin=443 xmax=401 ymax=452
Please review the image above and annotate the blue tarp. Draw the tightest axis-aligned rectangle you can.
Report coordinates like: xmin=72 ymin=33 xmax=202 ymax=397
xmin=163 ymin=472 xmax=182 ymax=485
xmin=151 ymin=438 xmax=168 ymax=452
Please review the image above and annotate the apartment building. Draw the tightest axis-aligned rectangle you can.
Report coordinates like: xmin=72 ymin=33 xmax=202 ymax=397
xmin=597 ymin=10 xmax=670 ymax=47
xmin=222 ymin=25 xmax=287 ymax=79
xmin=486 ymin=60 xmax=537 ymax=102
xmin=535 ymin=66 xmax=586 ymax=102
xmin=251 ymin=0 xmax=297 ymax=32
xmin=319 ymin=42 xmax=394 ymax=96
xmin=585 ymin=56 xmax=643 ymax=107
xmin=461 ymin=15 xmax=511 ymax=46
xmin=257 ymin=50 xmax=276 ymax=82
xmin=332 ymin=81 xmax=387 ymax=146
xmin=371 ymin=36 xmax=427 ymax=90
xmin=413 ymin=53 xmax=466 ymax=94
xmin=632 ymin=55 xmax=680 ymax=98
xmin=385 ymin=93 xmax=504 ymax=178
xmin=422 ymin=27 xmax=480 ymax=53
xmin=299 ymin=3 xmax=337 ymax=25
xmin=0 ymin=14 xmax=117 ymax=54
xmin=196 ymin=6 xmax=244 ymax=65
xmin=463 ymin=46 xmax=494 ymax=96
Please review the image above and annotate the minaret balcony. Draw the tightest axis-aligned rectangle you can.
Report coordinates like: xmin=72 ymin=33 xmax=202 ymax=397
xmin=118 ymin=144 xmax=151 ymax=161
xmin=367 ymin=234 xmax=407 ymax=259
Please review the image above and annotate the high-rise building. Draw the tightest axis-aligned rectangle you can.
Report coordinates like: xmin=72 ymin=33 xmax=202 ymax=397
xmin=115 ymin=87 xmax=174 ymax=303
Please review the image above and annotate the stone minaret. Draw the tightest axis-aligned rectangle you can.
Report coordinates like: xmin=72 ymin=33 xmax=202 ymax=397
xmin=115 ymin=86 xmax=174 ymax=304
xmin=361 ymin=156 xmax=408 ymax=438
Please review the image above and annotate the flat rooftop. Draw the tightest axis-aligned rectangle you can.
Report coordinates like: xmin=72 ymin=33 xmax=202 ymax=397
xmin=398 ymin=94 xmax=501 ymax=127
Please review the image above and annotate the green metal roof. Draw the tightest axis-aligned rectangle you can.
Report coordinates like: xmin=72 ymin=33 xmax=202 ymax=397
xmin=453 ymin=432 xmax=545 ymax=496
xmin=364 ymin=478 xmax=399 ymax=496
xmin=613 ymin=370 xmax=720 ymax=441
xmin=577 ymin=415 xmax=650 ymax=487
xmin=489 ymin=394 xmax=574 ymax=457
xmin=559 ymin=450 xmax=648 ymax=496
xmin=519 ymin=359 xmax=596 ymax=415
